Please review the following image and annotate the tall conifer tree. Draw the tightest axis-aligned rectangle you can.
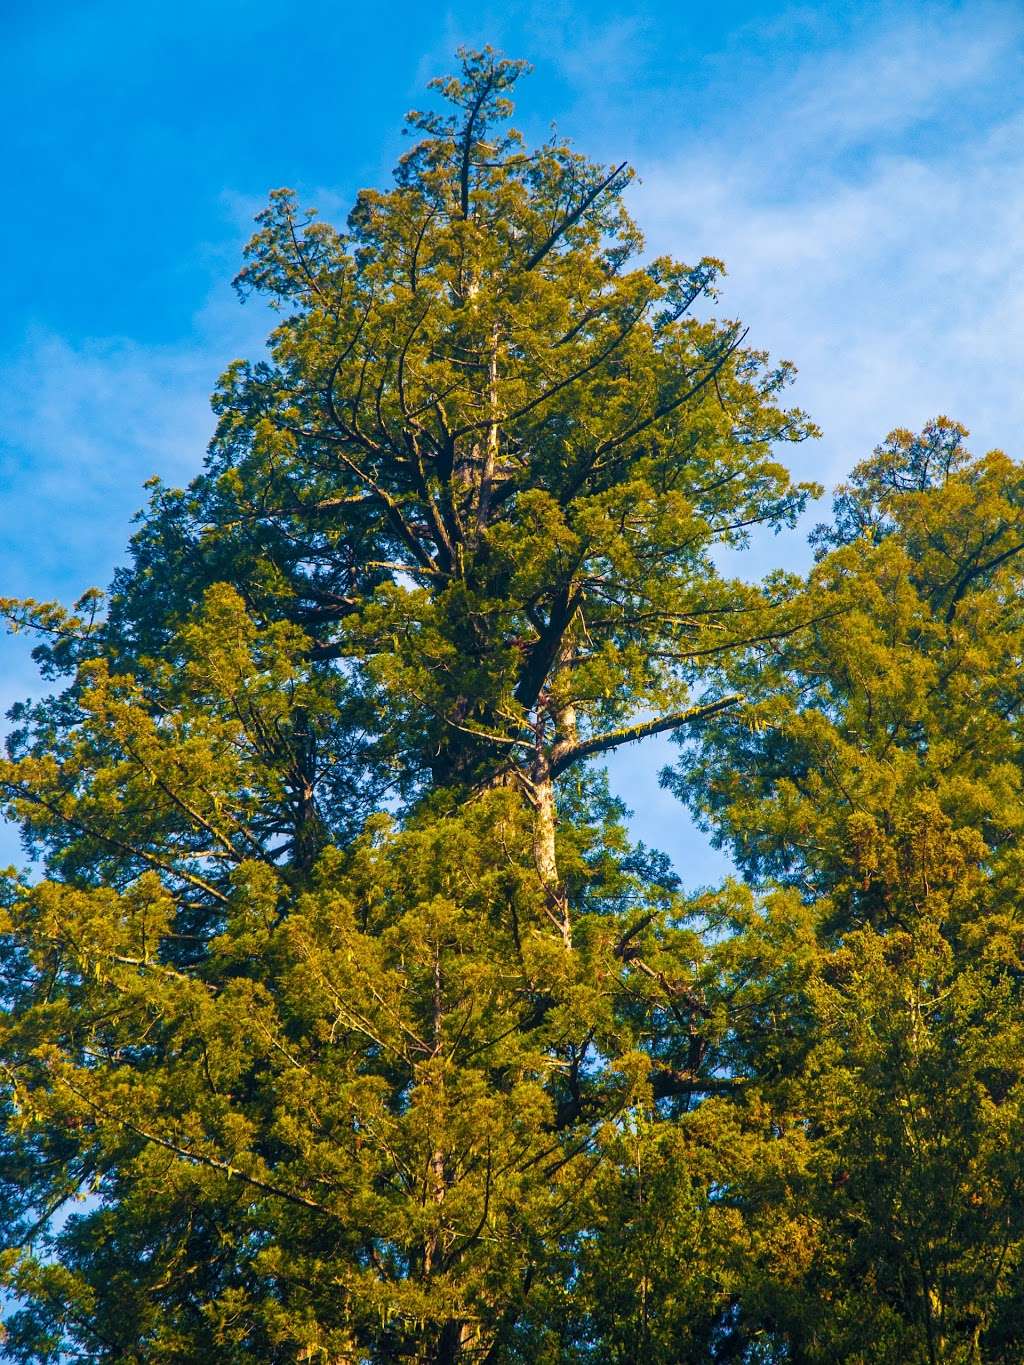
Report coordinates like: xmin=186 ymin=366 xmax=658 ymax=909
xmin=0 ymin=49 xmax=822 ymax=1362
xmin=668 ymin=421 xmax=1024 ymax=1362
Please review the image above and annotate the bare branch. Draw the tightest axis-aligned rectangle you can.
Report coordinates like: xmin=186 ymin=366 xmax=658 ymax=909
xmin=549 ymin=694 xmax=742 ymax=777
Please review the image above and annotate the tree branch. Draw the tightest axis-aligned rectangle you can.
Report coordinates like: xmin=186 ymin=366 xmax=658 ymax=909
xmin=522 ymin=162 xmax=629 ymax=272
xmin=549 ymin=694 xmax=742 ymax=776
xmin=59 ymin=1075 xmax=344 ymax=1219
xmin=592 ymin=326 xmax=749 ymax=464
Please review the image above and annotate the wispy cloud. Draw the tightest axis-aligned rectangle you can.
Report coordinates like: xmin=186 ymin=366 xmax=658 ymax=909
xmin=545 ymin=4 xmax=1024 ymax=867
xmin=0 ymin=331 xmax=215 ymax=596
xmin=0 ymin=327 xmax=221 ymax=861
xmin=767 ymin=7 xmax=1018 ymax=150
xmin=0 ymin=279 xmax=268 ymax=603
xmin=525 ymin=8 xmax=652 ymax=91
xmin=628 ymin=5 xmax=1024 ymax=516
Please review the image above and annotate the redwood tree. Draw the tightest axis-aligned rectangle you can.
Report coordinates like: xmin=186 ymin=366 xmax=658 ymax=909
xmin=0 ymin=49 xmax=819 ymax=1362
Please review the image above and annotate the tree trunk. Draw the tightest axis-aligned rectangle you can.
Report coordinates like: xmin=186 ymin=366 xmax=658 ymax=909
xmin=531 ymin=688 xmax=576 ymax=948
xmin=476 ymin=321 xmax=501 ymax=536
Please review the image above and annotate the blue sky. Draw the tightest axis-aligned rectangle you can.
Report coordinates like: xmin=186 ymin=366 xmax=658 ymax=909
xmin=3 ymin=0 xmax=1024 ymax=877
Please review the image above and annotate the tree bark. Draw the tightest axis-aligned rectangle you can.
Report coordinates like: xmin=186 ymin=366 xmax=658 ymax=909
xmin=530 ymin=681 xmax=576 ymax=948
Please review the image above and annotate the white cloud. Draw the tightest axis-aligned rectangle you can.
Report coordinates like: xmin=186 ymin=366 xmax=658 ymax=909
xmin=768 ymin=7 xmax=1017 ymax=150
xmin=0 ymin=329 xmax=219 ymax=862
xmin=527 ymin=9 xmax=651 ymax=92
xmin=628 ymin=7 xmax=1024 ymax=527
xmin=565 ymin=4 xmax=1024 ymax=862
xmin=0 ymin=330 xmax=213 ymax=598
xmin=0 ymin=279 xmax=269 ymax=605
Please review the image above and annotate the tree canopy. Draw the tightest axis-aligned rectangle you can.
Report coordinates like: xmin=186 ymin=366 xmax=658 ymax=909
xmin=3 ymin=48 xmax=1022 ymax=1365
xmin=665 ymin=419 xmax=1024 ymax=1361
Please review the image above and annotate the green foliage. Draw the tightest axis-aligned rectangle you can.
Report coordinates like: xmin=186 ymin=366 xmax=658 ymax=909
xmin=4 ymin=44 xmax=1022 ymax=1365
xmin=0 ymin=585 xmax=788 ymax=1361
xmin=1 ymin=49 xmax=820 ymax=1360
xmin=667 ymin=418 xmax=1024 ymax=1361
xmin=99 ymin=42 xmax=816 ymax=805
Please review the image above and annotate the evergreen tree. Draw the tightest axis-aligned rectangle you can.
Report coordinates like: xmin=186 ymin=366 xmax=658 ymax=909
xmin=0 ymin=49 xmax=817 ymax=1362
xmin=668 ymin=420 xmax=1024 ymax=1362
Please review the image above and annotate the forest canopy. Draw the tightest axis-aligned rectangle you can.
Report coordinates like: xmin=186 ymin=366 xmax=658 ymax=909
xmin=2 ymin=48 xmax=1024 ymax=1365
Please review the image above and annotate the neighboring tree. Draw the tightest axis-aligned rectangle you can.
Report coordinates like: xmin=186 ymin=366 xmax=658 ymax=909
xmin=668 ymin=420 xmax=1024 ymax=1362
xmin=0 ymin=49 xmax=818 ymax=1362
